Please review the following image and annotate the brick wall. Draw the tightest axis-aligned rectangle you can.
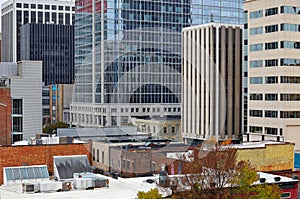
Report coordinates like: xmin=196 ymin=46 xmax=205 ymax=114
xmin=236 ymin=143 xmax=294 ymax=171
xmin=0 ymin=143 xmax=91 ymax=184
xmin=0 ymin=88 xmax=12 ymax=146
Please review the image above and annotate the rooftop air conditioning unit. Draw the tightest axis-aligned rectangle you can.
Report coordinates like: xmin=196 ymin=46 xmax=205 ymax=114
xmin=22 ymin=183 xmax=39 ymax=193
xmin=39 ymin=181 xmax=62 ymax=192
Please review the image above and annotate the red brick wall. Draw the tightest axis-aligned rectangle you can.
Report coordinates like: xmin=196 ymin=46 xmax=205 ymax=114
xmin=0 ymin=88 xmax=12 ymax=146
xmin=0 ymin=143 xmax=91 ymax=184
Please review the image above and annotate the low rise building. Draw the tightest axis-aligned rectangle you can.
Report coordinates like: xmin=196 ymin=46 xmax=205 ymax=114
xmin=0 ymin=61 xmax=42 ymax=144
xmin=131 ymin=116 xmax=181 ymax=141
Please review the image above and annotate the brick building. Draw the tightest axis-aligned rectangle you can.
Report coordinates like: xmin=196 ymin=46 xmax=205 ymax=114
xmin=0 ymin=143 xmax=91 ymax=185
xmin=0 ymin=88 xmax=12 ymax=146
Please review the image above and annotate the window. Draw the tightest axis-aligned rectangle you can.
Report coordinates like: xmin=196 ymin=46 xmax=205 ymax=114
xmin=38 ymin=4 xmax=43 ymax=9
xmin=281 ymin=58 xmax=300 ymax=66
xmin=265 ymin=76 xmax=278 ymax=84
xmin=171 ymin=126 xmax=176 ymax=134
xmin=265 ymin=59 xmax=278 ymax=67
xmin=280 ymin=94 xmax=300 ymax=101
xmin=250 ymin=60 xmax=263 ymax=68
xmin=23 ymin=3 xmax=29 ymax=8
xmin=249 ymin=126 xmax=262 ymax=133
xmin=265 ymin=25 xmax=278 ymax=33
xmin=13 ymin=99 xmax=22 ymax=114
xmin=44 ymin=5 xmax=49 ymax=10
xmin=97 ymin=149 xmax=99 ymax=162
xmin=250 ymin=94 xmax=263 ymax=100
xmin=102 ymin=151 xmax=104 ymax=163
xmin=265 ymin=7 xmax=278 ymax=16
xmin=281 ymin=6 xmax=300 ymax=14
xmin=265 ymin=111 xmax=278 ymax=118
xmin=250 ymin=27 xmax=263 ymax=35
xmin=265 ymin=42 xmax=278 ymax=50
xmin=163 ymin=127 xmax=167 ymax=134
xmin=65 ymin=6 xmax=70 ymax=11
xmin=52 ymin=5 xmax=56 ymax=10
xmin=281 ymin=41 xmax=300 ymax=49
xmin=281 ymin=23 xmax=300 ymax=32
xmin=250 ymin=110 xmax=263 ymax=117
xmin=281 ymin=76 xmax=300 ymax=84
xmin=13 ymin=117 xmax=23 ymax=132
xmin=59 ymin=6 xmax=64 ymax=10
xmin=31 ymin=4 xmax=36 ymax=9
xmin=250 ymin=43 xmax=263 ymax=51
xmin=265 ymin=127 xmax=278 ymax=135
xmin=281 ymin=192 xmax=291 ymax=198
xmin=250 ymin=10 xmax=263 ymax=19
xmin=250 ymin=77 xmax=263 ymax=84
xmin=280 ymin=111 xmax=300 ymax=118
xmin=265 ymin=94 xmax=278 ymax=101
xmin=92 ymin=149 xmax=95 ymax=161
xmin=16 ymin=3 xmax=21 ymax=8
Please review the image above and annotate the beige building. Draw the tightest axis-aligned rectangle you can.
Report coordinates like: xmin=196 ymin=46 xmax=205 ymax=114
xmin=245 ymin=0 xmax=300 ymax=143
xmin=131 ymin=116 xmax=181 ymax=141
xmin=182 ymin=23 xmax=243 ymax=143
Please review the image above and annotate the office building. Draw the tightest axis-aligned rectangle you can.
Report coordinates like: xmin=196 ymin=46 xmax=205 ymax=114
xmin=1 ymin=0 xmax=75 ymax=62
xmin=0 ymin=61 xmax=42 ymax=144
xmin=182 ymin=23 xmax=243 ymax=142
xmin=67 ymin=0 xmax=243 ymax=127
xmin=20 ymin=23 xmax=74 ymax=85
xmin=245 ymin=0 xmax=300 ymax=142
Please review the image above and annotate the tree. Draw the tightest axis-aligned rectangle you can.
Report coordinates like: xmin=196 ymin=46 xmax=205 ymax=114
xmin=43 ymin=122 xmax=68 ymax=134
xmin=170 ymin=140 xmax=281 ymax=199
xmin=137 ymin=188 xmax=163 ymax=199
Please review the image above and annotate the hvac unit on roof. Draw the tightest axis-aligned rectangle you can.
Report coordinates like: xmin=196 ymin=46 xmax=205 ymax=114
xmin=22 ymin=183 xmax=39 ymax=193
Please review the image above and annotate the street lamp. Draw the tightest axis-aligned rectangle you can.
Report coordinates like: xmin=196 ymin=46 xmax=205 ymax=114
xmin=0 ymin=102 xmax=9 ymax=145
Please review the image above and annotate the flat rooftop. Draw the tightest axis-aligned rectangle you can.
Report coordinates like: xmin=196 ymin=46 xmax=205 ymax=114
xmin=0 ymin=175 xmax=161 ymax=199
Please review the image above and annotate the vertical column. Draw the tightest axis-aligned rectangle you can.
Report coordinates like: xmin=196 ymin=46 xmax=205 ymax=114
xmin=205 ymin=27 xmax=210 ymax=139
xmin=200 ymin=28 xmax=205 ymax=138
xmin=220 ymin=26 xmax=226 ymax=139
xmin=234 ymin=27 xmax=241 ymax=139
xmin=227 ymin=27 xmax=233 ymax=138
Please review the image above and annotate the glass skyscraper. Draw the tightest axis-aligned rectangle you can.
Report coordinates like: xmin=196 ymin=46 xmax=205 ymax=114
xmin=68 ymin=0 xmax=243 ymax=127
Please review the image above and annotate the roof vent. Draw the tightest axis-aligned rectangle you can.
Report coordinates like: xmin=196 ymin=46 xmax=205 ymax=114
xmin=274 ymin=177 xmax=281 ymax=182
xmin=259 ymin=178 xmax=266 ymax=183
xmin=292 ymin=175 xmax=299 ymax=180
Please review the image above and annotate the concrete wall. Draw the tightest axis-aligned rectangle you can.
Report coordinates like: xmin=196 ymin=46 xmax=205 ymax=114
xmin=92 ymin=141 xmax=110 ymax=171
xmin=237 ymin=143 xmax=294 ymax=171
xmin=11 ymin=61 xmax=42 ymax=140
xmin=285 ymin=125 xmax=300 ymax=151
xmin=0 ymin=143 xmax=91 ymax=185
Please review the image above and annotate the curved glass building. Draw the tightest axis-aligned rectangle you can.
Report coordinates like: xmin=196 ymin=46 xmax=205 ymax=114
xmin=68 ymin=0 xmax=243 ymax=127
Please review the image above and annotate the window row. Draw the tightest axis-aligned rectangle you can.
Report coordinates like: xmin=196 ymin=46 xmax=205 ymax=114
xmin=249 ymin=76 xmax=278 ymax=84
xmin=249 ymin=126 xmax=280 ymax=135
xmin=250 ymin=76 xmax=300 ymax=85
xmin=249 ymin=5 xmax=300 ymax=20
xmin=249 ymin=58 xmax=300 ymax=67
xmin=250 ymin=24 xmax=300 ymax=35
xmin=249 ymin=110 xmax=300 ymax=118
xmin=16 ymin=3 xmax=74 ymax=11
xmin=250 ymin=93 xmax=300 ymax=101
xmin=250 ymin=59 xmax=278 ymax=68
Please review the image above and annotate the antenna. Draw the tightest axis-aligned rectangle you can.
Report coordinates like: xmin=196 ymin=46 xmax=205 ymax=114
xmin=210 ymin=14 xmax=214 ymax=22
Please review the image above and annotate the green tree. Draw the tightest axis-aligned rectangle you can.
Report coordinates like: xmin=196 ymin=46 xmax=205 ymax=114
xmin=171 ymin=140 xmax=281 ymax=199
xmin=43 ymin=122 xmax=68 ymax=134
xmin=137 ymin=188 xmax=163 ymax=199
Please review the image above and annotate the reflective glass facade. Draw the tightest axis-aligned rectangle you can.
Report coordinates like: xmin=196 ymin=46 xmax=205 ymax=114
xmin=71 ymin=0 xmax=243 ymax=126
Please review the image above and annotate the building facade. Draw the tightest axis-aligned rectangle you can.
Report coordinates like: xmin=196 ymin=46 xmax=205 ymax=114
xmin=67 ymin=0 xmax=244 ymax=127
xmin=0 ymin=61 xmax=42 ymax=143
xmin=1 ymin=0 xmax=75 ymax=62
xmin=20 ymin=23 xmax=74 ymax=85
xmin=245 ymin=0 xmax=300 ymax=142
xmin=182 ymin=23 xmax=243 ymax=142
